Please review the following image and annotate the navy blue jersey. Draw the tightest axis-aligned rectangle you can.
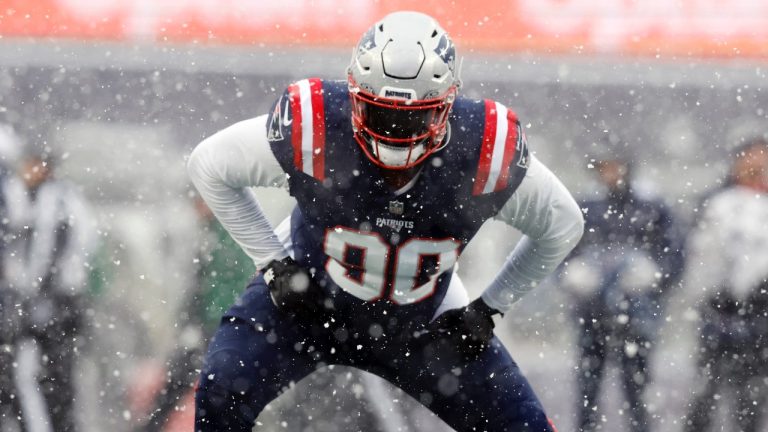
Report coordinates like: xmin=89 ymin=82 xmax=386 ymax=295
xmin=251 ymin=79 xmax=528 ymax=326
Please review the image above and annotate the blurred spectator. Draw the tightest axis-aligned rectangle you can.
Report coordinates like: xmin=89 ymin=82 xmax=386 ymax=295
xmin=560 ymin=145 xmax=684 ymax=432
xmin=0 ymin=125 xmax=22 ymax=176
xmin=2 ymin=142 xmax=96 ymax=431
xmin=0 ymin=125 xmax=25 ymax=431
xmin=683 ymin=137 xmax=768 ymax=432
xmin=134 ymin=195 xmax=255 ymax=432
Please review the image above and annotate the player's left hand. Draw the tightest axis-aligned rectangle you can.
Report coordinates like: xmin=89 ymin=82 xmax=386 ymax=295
xmin=427 ymin=297 xmax=500 ymax=359
xmin=262 ymin=256 xmax=331 ymax=322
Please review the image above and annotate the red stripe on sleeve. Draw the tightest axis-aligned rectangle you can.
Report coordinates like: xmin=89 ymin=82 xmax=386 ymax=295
xmin=548 ymin=418 xmax=559 ymax=432
xmin=493 ymin=109 xmax=519 ymax=192
xmin=472 ymin=99 xmax=498 ymax=196
xmin=287 ymin=83 xmax=303 ymax=171
xmin=309 ymin=78 xmax=326 ymax=181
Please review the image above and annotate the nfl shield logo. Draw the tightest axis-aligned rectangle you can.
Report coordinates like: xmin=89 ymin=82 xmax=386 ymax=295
xmin=388 ymin=200 xmax=404 ymax=215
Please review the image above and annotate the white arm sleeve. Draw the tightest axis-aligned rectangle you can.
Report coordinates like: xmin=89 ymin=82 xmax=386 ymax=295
xmin=187 ymin=115 xmax=290 ymax=269
xmin=481 ymin=156 xmax=585 ymax=313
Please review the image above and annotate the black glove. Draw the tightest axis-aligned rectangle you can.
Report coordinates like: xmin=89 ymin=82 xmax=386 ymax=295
xmin=262 ymin=257 xmax=331 ymax=321
xmin=426 ymin=297 xmax=500 ymax=358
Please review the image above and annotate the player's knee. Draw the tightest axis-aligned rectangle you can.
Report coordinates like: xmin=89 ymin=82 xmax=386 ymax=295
xmin=199 ymin=347 xmax=257 ymax=399
xmin=196 ymin=348 xmax=261 ymax=429
xmin=486 ymin=400 xmax=553 ymax=432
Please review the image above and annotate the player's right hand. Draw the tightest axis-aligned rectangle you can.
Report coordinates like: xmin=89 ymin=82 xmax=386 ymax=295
xmin=262 ymin=257 xmax=330 ymax=320
xmin=424 ymin=297 xmax=499 ymax=360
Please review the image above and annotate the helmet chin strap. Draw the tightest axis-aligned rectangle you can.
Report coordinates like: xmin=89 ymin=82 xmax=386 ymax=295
xmin=372 ymin=140 xmax=427 ymax=167
xmin=369 ymin=122 xmax=452 ymax=168
xmin=433 ymin=121 xmax=451 ymax=152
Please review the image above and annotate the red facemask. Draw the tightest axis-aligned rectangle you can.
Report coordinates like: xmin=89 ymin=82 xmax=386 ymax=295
xmin=348 ymin=76 xmax=456 ymax=170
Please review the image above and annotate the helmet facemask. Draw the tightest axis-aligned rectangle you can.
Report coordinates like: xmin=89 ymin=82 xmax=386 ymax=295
xmin=349 ymin=76 xmax=456 ymax=170
xmin=347 ymin=11 xmax=460 ymax=170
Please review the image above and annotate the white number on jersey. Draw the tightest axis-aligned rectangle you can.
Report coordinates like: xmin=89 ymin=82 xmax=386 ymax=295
xmin=324 ymin=227 xmax=460 ymax=304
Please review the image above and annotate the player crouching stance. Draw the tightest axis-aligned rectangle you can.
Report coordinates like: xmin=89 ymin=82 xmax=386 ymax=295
xmin=187 ymin=11 xmax=582 ymax=431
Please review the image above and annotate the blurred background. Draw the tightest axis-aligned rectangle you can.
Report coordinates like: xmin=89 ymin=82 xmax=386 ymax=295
xmin=0 ymin=1 xmax=767 ymax=431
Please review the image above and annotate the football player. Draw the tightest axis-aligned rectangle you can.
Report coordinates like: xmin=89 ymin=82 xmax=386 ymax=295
xmin=188 ymin=11 xmax=583 ymax=432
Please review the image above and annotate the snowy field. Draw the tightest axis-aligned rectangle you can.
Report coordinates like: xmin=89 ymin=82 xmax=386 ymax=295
xmin=1 ymin=39 xmax=767 ymax=431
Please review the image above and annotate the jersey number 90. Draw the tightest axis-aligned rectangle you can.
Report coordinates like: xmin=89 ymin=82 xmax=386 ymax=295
xmin=324 ymin=227 xmax=460 ymax=304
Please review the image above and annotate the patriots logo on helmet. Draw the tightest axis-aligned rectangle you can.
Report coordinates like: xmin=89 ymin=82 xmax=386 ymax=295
xmin=267 ymin=95 xmax=287 ymax=142
xmin=434 ymin=34 xmax=456 ymax=73
xmin=358 ymin=27 xmax=377 ymax=52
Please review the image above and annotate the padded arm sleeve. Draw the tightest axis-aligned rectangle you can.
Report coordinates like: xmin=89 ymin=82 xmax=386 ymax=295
xmin=481 ymin=156 xmax=585 ymax=313
xmin=187 ymin=115 xmax=289 ymax=270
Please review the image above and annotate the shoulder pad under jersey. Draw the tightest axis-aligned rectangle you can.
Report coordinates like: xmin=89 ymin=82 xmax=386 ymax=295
xmin=469 ymin=99 xmax=530 ymax=196
xmin=266 ymin=78 xmax=328 ymax=182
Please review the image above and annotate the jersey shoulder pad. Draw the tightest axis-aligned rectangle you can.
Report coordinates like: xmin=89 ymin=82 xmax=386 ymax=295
xmin=470 ymin=99 xmax=530 ymax=196
xmin=266 ymin=78 xmax=328 ymax=182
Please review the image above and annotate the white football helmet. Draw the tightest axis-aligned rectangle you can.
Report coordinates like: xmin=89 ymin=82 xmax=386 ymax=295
xmin=347 ymin=11 xmax=460 ymax=169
